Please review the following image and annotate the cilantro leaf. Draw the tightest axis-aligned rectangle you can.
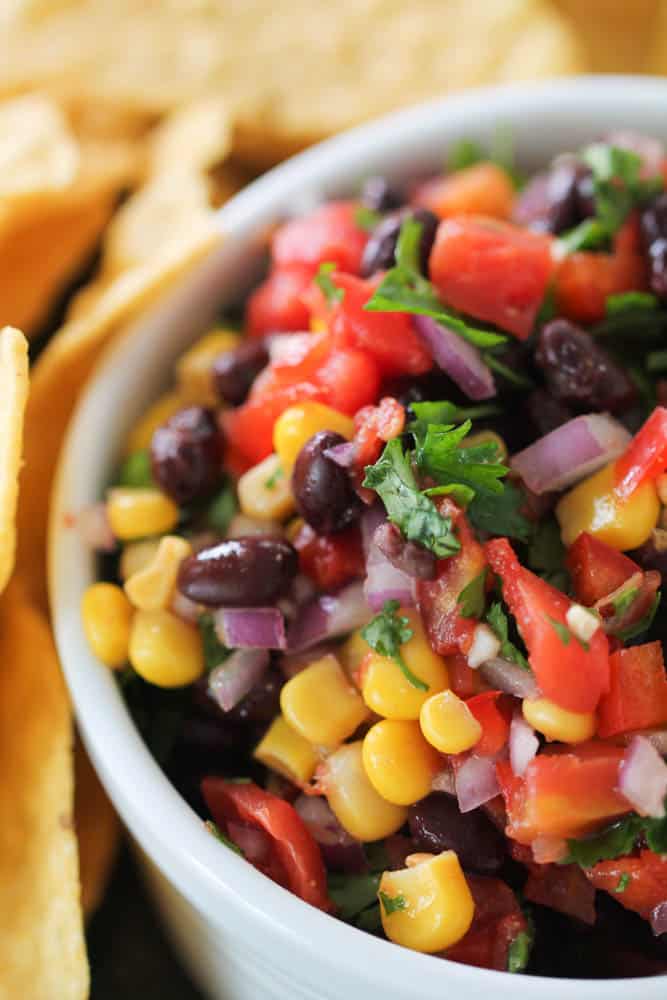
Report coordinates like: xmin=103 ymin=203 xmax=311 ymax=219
xmin=363 ymin=438 xmax=460 ymax=558
xmin=645 ymin=805 xmax=667 ymax=854
xmin=198 ymin=613 xmax=230 ymax=672
xmin=507 ymin=923 xmax=534 ymax=974
xmin=206 ymin=482 xmax=237 ymax=534
xmin=547 ymin=615 xmax=572 ymax=646
xmin=117 ymin=449 xmax=153 ymax=487
xmin=614 ymin=873 xmax=630 ymax=894
xmin=315 ymin=261 xmax=345 ymax=306
xmin=414 ymin=419 xmax=507 ymax=497
xmin=615 ymin=592 xmax=661 ymax=641
xmin=363 ymin=218 xmax=507 ymax=349
xmin=448 ymin=138 xmax=485 ymax=172
xmin=606 ymin=291 xmax=659 ymax=315
xmin=354 ymin=205 xmax=382 ymax=231
xmin=527 ymin=517 xmax=568 ymax=589
xmin=362 ymin=600 xmax=428 ymax=691
xmin=647 ymin=350 xmax=667 ymax=373
xmin=468 ymin=481 xmax=533 ymax=543
xmin=409 ymin=400 xmax=501 ymax=444
xmin=379 ymin=891 xmax=408 ymax=916
xmin=482 ymin=352 xmax=535 ymax=389
xmin=458 ymin=568 xmax=487 ymax=619
xmin=486 ymin=602 xmax=530 ymax=670
xmin=328 ymin=873 xmax=381 ymax=920
xmin=205 ymin=821 xmax=243 ymax=856
xmin=264 ymin=463 xmax=284 ymax=490
xmin=564 ymin=816 xmax=643 ymax=868
xmin=423 ymin=483 xmax=475 ymax=507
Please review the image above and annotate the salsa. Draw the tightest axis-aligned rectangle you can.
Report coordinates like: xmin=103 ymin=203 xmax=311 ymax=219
xmin=80 ymin=131 xmax=667 ymax=978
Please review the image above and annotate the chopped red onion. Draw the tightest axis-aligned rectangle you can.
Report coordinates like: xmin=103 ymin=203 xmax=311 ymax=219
xmin=455 ymin=754 xmax=501 ymax=813
xmin=511 ymin=413 xmax=631 ymax=495
xmin=170 ymin=589 xmax=203 ymax=624
xmin=226 ymin=820 xmax=272 ymax=863
xmin=361 ymin=504 xmax=386 ymax=557
xmin=214 ymin=607 xmax=286 ymax=650
xmin=645 ymin=730 xmax=667 ymax=756
xmin=208 ymin=648 xmax=269 ymax=711
xmin=294 ymin=795 xmax=356 ymax=847
xmin=480 ymin=657 xmax=539 ymax=699
xmin=618 ymin=735 xmax=667 ymax=818
xmin=287 ymin=582 xmax=370 ymax=652
xmin=595 ymin=570 xmax=661 ymax=637
xmin=373 ymin=521 xmax=437 ymax=580
xmin=513 ymin=173 xmax=550 ymax=227
xmin=604 ymin=131 xmax=665 ymax=178
xmin=531 ymin=835 xmax=568 ymax=865
xmin=77 ymin=503 xmax=116 ymax=552
xmin=651 ymin=901 xmax=667 ymax=937
xmin=324 ymin=441 xmax=357 ymax=469
xmin=510 ymin=712 xmax=539 ymax=777
xmin=364 ymin=534 xmax=415 ymax=612
xmin=413 ymin=315 xmax=496 ymax=401
xmin=431 ymin=767 xmax=456 ymax=795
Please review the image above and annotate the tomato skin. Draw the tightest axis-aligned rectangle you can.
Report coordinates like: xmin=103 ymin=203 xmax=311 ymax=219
xmin=614 ymin=406 xmax=667 ymax=500
xmin=246 ymin=264 xmax=312 ymax=336
xmin=417 ymin=499 xmax=487 ymax=656
xmin=585 ymin=849 xmax=667 ymax=921
xmin=429 ymin=216 xmax=554 ymax=340
xmin=496 ymin=744 xmax=630 ymax=843
xmin=445 ymin=875 xmax=527 ymax=971
xmin=444 ymin=652 xmax=481 ymax=699
xmin=294 ymin=522 xmax=365 ymax=591
xmin=485 ymin=537 xmax=610 ymax=713
xmin=465 ymin=691 xmax=511 ymax=756
xmin=314 ymin=345 xmax=381 ymax=414
xmin=223 ymin=381 xmax=325 ymax=466
xmin=414 ymin=163 xmax=515 ymax=221
xmin=273 ymin=201 xmax=368 ymax=275
xmin=597 ymin=642 xmax=667 ymax=738
xmin=566 ymin=532 xmax=640 ymax=605
xmin=352 ymin=397 xmax=406 ymax=469
xmin=201 ymin=778 xmax=332 ymax=912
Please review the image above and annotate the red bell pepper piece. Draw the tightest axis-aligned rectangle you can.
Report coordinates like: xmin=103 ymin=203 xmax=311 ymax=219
xmin=597 ymin=641 xmax=667 ymax=738
xmin=445 ymin=875 xmax=528 ymax=971
xmin=294 ymin=522 xmax=365 ymax=592
xmin=246 ymin=264 xmax=312 ymax=336
xmin=585 ymin=849 xmax=667 ymax=922
xmin=614 ymin=406 xmax=667 ymax=500
xmin=566 ymin=532 xmax=641 ymax=606
xmin=465 ymin=691 xmax=511 ymax=756
xmin=485 ymin=537 xmax=610 ymax=713
xmin=201 ymin=778 xmax=332 ymax=912
xmin=272 ymin=200 xmax=368 ymax=275
xmin=352 ymin=397 xmax=406 ymax=470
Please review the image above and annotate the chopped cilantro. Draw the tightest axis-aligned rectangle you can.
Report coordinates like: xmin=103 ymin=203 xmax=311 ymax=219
xmin=378 ymin=891 xmax=408 ymax=916
xmin=409 ymin=400 xmax=501 ymax=442
xmin=423 ymin=482 xmax=475 ymax=507
xmin=354 ymin=205 xmax=382 ymax=231
xmin=563 ymin=816 xmax=643 ymax=868
xmin=606 ymin=291 xmax=659 ymax=315
xmin=507 ymin=925 xmax=534 ymax=974
xmin=414 ymin=419 xmax=508 ymax=498
xmin=448 ymin=138 xmax=485 ymax=172
xmin=647 ymin=349 xmax=667 ymax=373
xmin=486 ymin=602 xmax=530 ymax=671
xmin=205 ymin=821 xmax=243 ymax=856
xmin=614 ymin=873 xmax=630 ymax=894
xmin=117 ymin=449 xmax=153 ymax=488
xmin=458 ymin=568 xmax=488 ymax=619
xmin=362 ymin=600 xmax=428 ymax=691
xmin=328 ymin=873 xmax=381 ymax=920
xmin=482 ymin=352 xmax=535 ymax=389
xmin=646 ymin=803 xmax=667 ymax=854
xmin=206 ymin=482 xmax=237 ymax=534
xmin=355 ymin=905 xmax=383 ymax=933
xmin=315 ymin=261 xmax=345 ymax=306
xmin=364 ymin=218 xmax=507 ymax=349
xmin=526 ymin=517 xmax=568 ymax=589
xmin=198 ymin=613 xmax=230 ymax=672
xmin=264 ymin=463 xmax=284 ymax=490
xmin=468 ymin=481 xmax=533 ymax=544
xmin=363 ymin=438 xmax=460 ymax=559
xmin=609 ymin=584 xmax=641 ymax=620
xmin=547 ymin=615 xmax=572 ymax=646
xmin=615 ymin=592 xmax=661 ymax=641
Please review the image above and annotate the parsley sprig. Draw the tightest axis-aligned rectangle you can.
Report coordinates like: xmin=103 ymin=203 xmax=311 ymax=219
xmin=362 ymin=600 xmax=428 ymax=691
xmin=315 ymin=261 xmax=345 ymax=306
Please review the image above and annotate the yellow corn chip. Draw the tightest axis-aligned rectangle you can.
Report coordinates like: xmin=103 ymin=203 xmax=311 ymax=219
xmin=74 ymin=741 xmax=120 ymax=917
xmin=0 ymin=328 xmax=28 ymax=595
xmin=0 ymin=94 xmax=78 ymax=201
xmin=555 ymin=0 xmax=659 ymax=73
xmin=148 ymin=94 xmax=231 ymax=177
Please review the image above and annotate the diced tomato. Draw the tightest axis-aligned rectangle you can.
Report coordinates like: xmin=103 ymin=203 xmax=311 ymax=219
xmin=447 ymin=652 xmax=483 ymax=699
xmin=272 ymin=201 xmax=368 ymax=275
xmin=223 ymin=381 xmax=325 ymax=466
xmin=246 ymin=264 xmax=312 ymax=336
xmin=585 ymin=849 xmax=667 ymax=921
xmin=485 ymin=538 xmax=609 ymax=713
xmin=429 ymin=216 xmax=554 ymax=340
xmin=267 ymin=331 xmax=332 ymax=385
xmin=417 ymin=499 xmax=487 ymax=656
xmin=523 ymin=863 xmax=596 ymax=924
xmin=465 ymin=691 xmax=511 ymax=756
xmin=201 ymin=778 xmax=332 ymax=911
xmin=445 ymin=875 xmax=527 ymax=971
xmin=314 ymin=345 xmax=381 ymax=414
xmin=496 ymin=744 xmax=630 ymax=844
xmin=352 ymin=396 xmax=406 ymax=469
xmin=414 ymin=163 xmax=515 ymax=221
xmin=555 ymin=216 xmax=648 ymax=325
xmin=566 ymin=532 xmax=640 ymax=605
xmin=597 ymin=642 xmax=667 ymax=738
xmin=294 ymin=522 xmax=365 ymax=592
xmin=614 ymin=406 xmax=667 ymax=500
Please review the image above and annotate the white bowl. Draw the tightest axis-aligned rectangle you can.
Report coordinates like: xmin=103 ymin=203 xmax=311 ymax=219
xmin=50 ymin=76 xmax=667 ymax=1000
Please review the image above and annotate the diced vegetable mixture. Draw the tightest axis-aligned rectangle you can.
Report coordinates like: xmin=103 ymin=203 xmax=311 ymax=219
xmin=80 ymin=130 xmax=667 ymax=978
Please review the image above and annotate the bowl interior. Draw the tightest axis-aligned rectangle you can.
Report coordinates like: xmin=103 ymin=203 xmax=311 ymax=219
xmin=50 ymin=77 xmax=667 ymax=999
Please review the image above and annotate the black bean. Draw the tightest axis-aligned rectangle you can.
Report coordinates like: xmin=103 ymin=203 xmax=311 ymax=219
xmin=212 ymin=339 xmax=269 ymax=406
xmin=535 ymin=319 xmax=636 ymax=413
xmin=360 ymin=176 xmax=404 ymax=214
xmin=225 ymin=667 xmax=283 ymax=724
xmin=150 ymin=406 xmax=224 ymax=504
xmin=408 ymin=793 xmax=506 ymax=874
xmin=630 ymin=531 xmax=667 ymax=581
xmin=177 ymin=536 xmax=298 ymax=607
xmin=640 ymin=194 xmax=667 ymax=301
xmin=524 ymin=388 xmax=574 ymax=438
xmin=360 ymin=208 xmax=438 ymax=278
xmin=515 ymin=160 xmax=594 ymax=235
xmin=292 ymin=431 xmax=362 ymax=535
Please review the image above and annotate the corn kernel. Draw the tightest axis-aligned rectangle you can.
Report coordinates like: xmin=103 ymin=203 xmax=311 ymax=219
xmin=81 ymin=582 xmax=133 ymax=669
xmin=362 ymin=720 xmax=441 ymax=806
xmin=361 ymin=609 xmax=449 ymax=720
xmin=556 ymin=462 xmax=660 ymax=550
xmin=281 ymin=654 xmax=369 ymax=748
xmin=522 ymin=697 xmax=596 ymax=744
xmin=254 ymin=714 xmax=319 ymax=785
xmin=338 ymin=627 xmax=370 ymax=680
xmin=119 ymin=539 xmax=162 ymax=581
xmin=124 ymin=535 xmax=191 ymax=611
xmin=107 ymin=488 xmax=179 ymax=540
xmin=128 ymin=608 xmax=204 ymax=687
xmin=419 ymin=689 xmax=482 ymax=754
xmin=237 ymin=453 xmax=295 ymax=521
xmin=273 ymin=402 xmax=354 ymax=471
xmin=125 ymin=391 xmax=186 ymax=454
xmin=379 ymin=851 xmax=474 ymax=953
xmin=285 ymin=516 xmax=305 ymax=543
xmin=322 ymin=741 xmax=408 ymax=841
xmin=464 ymin=430 xmax=508 ymax=463
xmin=176 ymin=329 xmax=240 ymax=406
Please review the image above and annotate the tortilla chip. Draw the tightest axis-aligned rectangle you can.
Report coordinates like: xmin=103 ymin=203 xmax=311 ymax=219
xmin=0 ymin=578 xmax=88 ymax=999
xmin=0 ymin=94 xmax=78 ymax=202
xmin=148 ymin=95 xmax=232 ymax=178
xmin=0 ymin=328 xmax=28 ymax=595
xmin=16 ymin=223 xmax=219 ymax=610
xmin=75 ymin=740 xmax=120 ymax=917
xmin=555 ymin=0 xmax=659 ymax=73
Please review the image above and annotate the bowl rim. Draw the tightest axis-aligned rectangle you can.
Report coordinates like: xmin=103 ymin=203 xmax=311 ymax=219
xmin=50 ymin=75 xmax=667 ymax=996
